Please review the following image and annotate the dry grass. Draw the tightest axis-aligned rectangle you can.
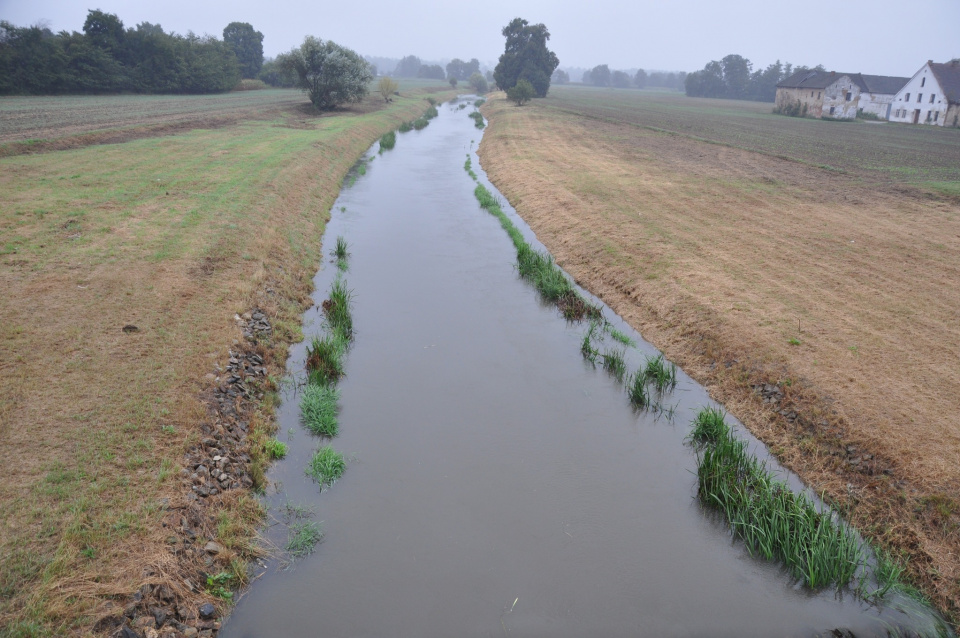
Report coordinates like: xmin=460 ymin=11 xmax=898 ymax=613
xmin=479 ymin=91 xmax=960 ymax=625
xmin=0 ymin=86 xmax=453 ymax=635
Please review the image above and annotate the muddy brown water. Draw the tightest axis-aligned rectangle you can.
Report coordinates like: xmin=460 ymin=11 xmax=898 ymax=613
xmin=220 ymin=99 xmax=945 ymax=637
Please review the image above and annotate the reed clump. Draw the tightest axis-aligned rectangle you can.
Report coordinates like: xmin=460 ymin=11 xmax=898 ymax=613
xmin=692 ymin=407 xmax=863 ymax=589
xmin=306 ymin=445 xmax=345 ymax=486
xmin=379 ymin=130 xmax=396 ymax=152
xmin=300 ymin=383 xmax=340 ymax=437
xmin=469 ymin=111 xmax=485 ymax=129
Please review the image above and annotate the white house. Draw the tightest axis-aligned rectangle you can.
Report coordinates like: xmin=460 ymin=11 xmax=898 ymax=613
xmin=889 ymin=60 xmax=960 ymax=127
xmin=857 ymin=75 xmax=910 ymax=120
xmin=775 ymin=71 xmax=862 ymax=119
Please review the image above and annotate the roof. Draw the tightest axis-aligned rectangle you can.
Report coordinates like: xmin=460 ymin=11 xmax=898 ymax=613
xmin=928 ymin=60 xmax=960 ymax=104
xmin=858 ymin=74 xmax=909 ymax=95
xmin=777 ymin=70 xmax=854 ymax=90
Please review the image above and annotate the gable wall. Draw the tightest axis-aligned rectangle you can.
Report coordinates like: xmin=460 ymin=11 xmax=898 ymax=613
xmin=889 ymin=64 xmax=950 ymax=126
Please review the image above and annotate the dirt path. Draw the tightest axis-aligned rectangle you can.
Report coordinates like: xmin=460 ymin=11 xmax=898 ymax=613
xmin=478 ymin=93 xmax=960 ymax=624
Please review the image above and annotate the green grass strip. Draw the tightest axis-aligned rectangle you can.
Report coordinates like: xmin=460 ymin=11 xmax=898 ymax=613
xmin=379 ymin=130 xmax=396 ymax=152
xmin=286 ymin=521 xmax=323 ymax=558
xmin=471 ymin=182 xmax=596 ymax=320
xmin=692 ymin=407 xmax=863 ymax=589
xmin=300 ymin=383 xmax=340 ymax=437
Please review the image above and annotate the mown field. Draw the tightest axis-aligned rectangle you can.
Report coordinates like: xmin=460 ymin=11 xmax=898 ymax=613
xmin=545 ymin=85 xmax=960 ymax=195
xmin=0 ymin=83 xmax=453 ymax=636
xmin=479 ymin=88 xmax=960 ymax=625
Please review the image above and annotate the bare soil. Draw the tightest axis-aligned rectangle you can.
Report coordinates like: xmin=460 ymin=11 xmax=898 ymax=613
xmin=479 ymin=92 xmax=960 ymax=625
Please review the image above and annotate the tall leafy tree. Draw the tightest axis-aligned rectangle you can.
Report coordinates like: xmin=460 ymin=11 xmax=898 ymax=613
xmin=720 ymin=54 xmax=752 ymax=99
xmin=588 ymin=64 xmax=610 ymax=87
xmin=279 ymin=37 xmax=373 ymax=110
xmin=611 ymin=69 xmax=630 ymax=88
xmin=634 ymin=68 xmax=647 ymax=88
xmin=493 ymin=18 xmax=559 ymax=98
xmin=394 ymin=55 xmax=421 ymax=77
xmin=222 ymin=22 xmax=263 ymax=78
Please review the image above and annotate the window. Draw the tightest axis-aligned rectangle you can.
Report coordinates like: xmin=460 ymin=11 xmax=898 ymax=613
xmin=930 ymin=94 xmax=936 ymax=103
xmin=934 ymin=111 xmax=939 ymax=122
xmin=917 ymin=93 xmax=922 ymax=103
xmin=905 ymin=93 xmax=910 ymax=101
xmin=829 ymin=106 xmax=836 ymax=115
xmin=818 ymin=92 xmax=821 ymax=99
xmin=810 ymin=91 xmax=814 ymax=97
xmin=921 ymin=77 xmax=926 ymax=87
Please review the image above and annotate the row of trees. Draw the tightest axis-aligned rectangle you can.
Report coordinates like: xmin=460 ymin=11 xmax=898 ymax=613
xmin=0 ymin=12 xmax=264 ymax=95
xmin=554 ymin=66 xmax=686 ymax=91
xmin=685 ymin=55 xmax=821 ymax=102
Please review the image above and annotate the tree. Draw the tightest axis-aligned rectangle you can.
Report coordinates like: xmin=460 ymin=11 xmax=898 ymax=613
xmin=611 ymin=70 xmax=630 ymax=88
xmin=449 ymin=77 xmax=457 ymax=88
xmin=493 ymin=18 xmax=559 ymax=98
xmin=506 ymin=78 xmax=534 ymax=105
xmin=279 ymin=37 xmax=372 ymax=110
xmin=222 ymin=22 xmax=263 ymax=78
xmin=468 ymin=71 xmax=488 ymax=93
xmin=394 ymin=55 xmax=421 ymax=77
xmin=258 ymin=58 xmax=296 ymax=87
xmin=588 ymin=64 xmax=610 ymax=87
xmin=417 ymin=64 xmax=444 ymax=80
xmin=720 ymin=54 xmax=751 ymax=99
xmin=552 ymin=69 xmax=569 ymax=84
xmin=446 ymin=58 xmax=479 ymax=82
xmin=634 ymin=68 xmax=647 ymax=88
xmin=378 ymin=76 xmax=398 ymax=101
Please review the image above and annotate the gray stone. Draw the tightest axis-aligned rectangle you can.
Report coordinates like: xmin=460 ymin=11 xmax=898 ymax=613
xmin=198 ymin=603 xmax=216 ymax=620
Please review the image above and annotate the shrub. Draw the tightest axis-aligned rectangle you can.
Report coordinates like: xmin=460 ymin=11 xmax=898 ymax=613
xmin=507 ymin=79 xmax=535 ymax=106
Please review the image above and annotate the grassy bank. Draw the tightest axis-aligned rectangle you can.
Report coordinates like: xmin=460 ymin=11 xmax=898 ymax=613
xmin=0 ymin=86 xmax=454 ymax=636
xmin=478 ymin=91 xmax=960 ymax=626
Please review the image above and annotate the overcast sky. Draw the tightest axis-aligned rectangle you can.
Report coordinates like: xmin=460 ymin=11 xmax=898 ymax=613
xmin=2 ymin=0 xmax=957 ymax=76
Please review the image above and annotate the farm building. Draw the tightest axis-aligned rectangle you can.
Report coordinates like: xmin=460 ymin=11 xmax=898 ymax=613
xmin=775 ymin=70 xmax=863 ymax=119
xmin=856 ymin=74 xmax=910 ymax=119
xmin=888 ymin=60 xmax=960 ymax=127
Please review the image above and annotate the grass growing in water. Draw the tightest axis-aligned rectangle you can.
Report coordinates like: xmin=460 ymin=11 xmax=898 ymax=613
xmin=601 ymin=348 xmax=627 ymax=382
xmin=469 ymin=111 xmax=485 ymax=129
xmin=464 ymin=154 xmax=478 ymax=181
xmin=398 ymin=121 xmax=413 ymax=133
xmin=307 ymin=445 xmax=345 ymax=486
xmin=608 ymin=327 xmax=635 ymax=347
xmin=300 ymin=384 xmax=340 ymax=437
xmin=627 ymin=370 xmax=650 ymax=408
xmin=286 ymin=521 xmax=323 ymax=558
xmin=323 ymin=277 xmax=354 ymax=339
xmin=412 ymin=117 xmax=429 ymax=130
xmin=581 ymin=319 xmax=600 ymax=363
xmin=643 ymin=354 xmax=677 ymax=392
xmin=424 ymin=105 xmax=439 ymax=119
xmin=474 ymin=98 xmax=486 ymax=107
xmin=305 ymin=332 xmax=348 ymax=384
xmin=264 ymin=438 xmax=288 ymax=459
xmin=334 ymin=236 xmax=349 ymax=271
xmin=688 ymin=407 xmax=727 ymax=446
xmin=692 ymin=407 xmax=863 ymax=589
xmin=379 ymin=130 xmax=396 ymax=152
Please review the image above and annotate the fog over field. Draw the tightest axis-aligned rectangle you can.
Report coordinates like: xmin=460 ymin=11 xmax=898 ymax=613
xmin=3 ymin=0 xmax=957 ymax=76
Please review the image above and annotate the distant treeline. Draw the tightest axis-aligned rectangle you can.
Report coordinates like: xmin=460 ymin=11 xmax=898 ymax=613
xmin=0 ymin=11 xmax=266 ymax=95
xmin=557 ymin=65 xmax=687 ymax=91
xmin=685 ymin=55 xmax=823 ymax=102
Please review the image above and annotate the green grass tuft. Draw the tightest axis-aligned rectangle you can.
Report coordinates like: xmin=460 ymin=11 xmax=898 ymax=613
xmin=324 ymin=277 xmax=354 ymax=339
xmin=643 ymin=354 xmax=677 ymax=392
xmin=334 ymin=236 xmax=348 ymax=260
xmin=601 ymin=348 xmax=627 ymax=382
xmin=627 ymin=370 xmax=649 ymax=408
xmin=608 ymin=327 xmax=635 ymax=347
xmin=300 ymin=384 xmax=340 ymax=437
xmin=424 ymin=105 xmax=439 ymax=120
xmin=688 ymin=407 xmax=729 ymax=446
xmin=307 ymin=445 xmax=345 ymax=486
xmin=468 ymin=111 xmax=485 ymax=129
xmin=398 ymin=121 xmax=413 ymax=133
xmin=305 ymin=332 xmax=347 ymax=385
xmin=264 ymin=438 xmax=288 ymax=459
xmin=379 ymin=130 xmax=396 ymax=152
xmin=286 ymin=521 xmax=323 ymax=559
xmin=412 ymin=117 xmax=429 ymax=130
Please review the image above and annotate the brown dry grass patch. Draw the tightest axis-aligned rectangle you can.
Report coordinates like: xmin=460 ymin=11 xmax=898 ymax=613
xmin=479 ymin=93 xmax=960 ymax=625
xmin=0 ymin=88 xmax=452 ymax=635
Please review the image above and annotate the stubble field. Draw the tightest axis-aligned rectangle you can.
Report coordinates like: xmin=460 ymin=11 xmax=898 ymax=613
xmin=479 ymin=86 xmax=960 ymax=624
